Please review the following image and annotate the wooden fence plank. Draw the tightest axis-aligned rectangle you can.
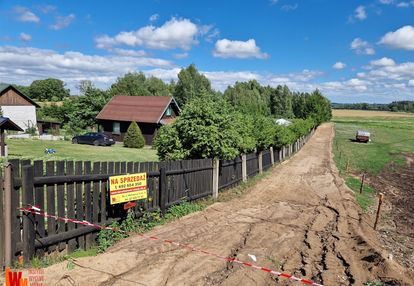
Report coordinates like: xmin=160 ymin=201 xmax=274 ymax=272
xmin=100 ymin=162 xmax=108 ymax=225
xmin=0 ymin=168 xmax=4 ymax=267
xmin=75 ymin=162 xmax=85 ymax=250
xmin=83 ymin=161 xmax=93 ymax=248
xmin=92 ymin=162 xmax=100 ymax=242
xmin=66 ymin=161 xmax=76 ymax=252
xmin=22 ymin=165 xmax=35 ymax=264
xmin=33 ymin=160 xmax=45 ymax=256
xmin=46 ymin=161 xmax=56 ymax=253
xmin=107 ymin=162 xmax=115 ymax=218
xmin=56 ymin=161 xmax=66 ymax=251
xmin=9 ymin=159 xmax=21 ymax=261
xmin=159 ymin=167 xmax=167 ymax=214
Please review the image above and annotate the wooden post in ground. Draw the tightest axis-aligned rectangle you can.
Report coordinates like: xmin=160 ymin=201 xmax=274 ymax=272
xmin=22 ymin=165 xmax=35 ymax=265
xmin=241 ymin=155 xmax=247 ymax=182
xmin=258 ymin=151 xmax=263 ymax=174
xmin=270 ymin=147 xmax=274 ymax=165
xmin=374 ymin=193 xmax=384 ymax=230
xmin=359 ymin=173 xmax=366 ymax=194
xmin=346 ymin=158 xmax=350 ymax=173
xmin=2 ymin=164 xmax=12 ymax=268
xmin=212 ymin=159 xmax=219 ymax=198
xmin=0 ymin=129 xmax=5 ymax=157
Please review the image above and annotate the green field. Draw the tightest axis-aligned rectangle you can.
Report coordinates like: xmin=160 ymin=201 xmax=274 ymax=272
xmin=6 ymin=139 xmax=159 ymax=162
xmin=332 ymin=110 xmax=414 ymax=210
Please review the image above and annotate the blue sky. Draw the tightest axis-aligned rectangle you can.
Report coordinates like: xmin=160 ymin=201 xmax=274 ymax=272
xmin=0 ymin=0 xmax=413 ymax=103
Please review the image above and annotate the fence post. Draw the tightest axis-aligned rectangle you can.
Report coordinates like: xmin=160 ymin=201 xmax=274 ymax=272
xmin=22 ymin=165 xmax=35 ymax=265
xmin=159 ymin=167 xmax=167 ymax=215
xmin=270 ymin=147 xmax=274 ymax=165
xmin=0 ymin=166 xmax=5 ymax=269
xmin=3 ymin=164 xmax=12 ymax=268
xmin=258 ymin=151 xmax=263 ymax=174
xmin=241 ymin=154 xmax=247 ymax=182
xmin=212 ymin=159 xmax=219 ymax=198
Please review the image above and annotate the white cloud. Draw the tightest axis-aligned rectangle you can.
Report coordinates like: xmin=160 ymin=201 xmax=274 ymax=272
xmin=333 ymin=62 xmax=346 ymax=69
xmin=50 ymin=14 xmax=75 ymax=30
xmin=112 ymin=48 xmax=147 ymax=57
xmin=13 ymin=6 xmax=40 ymax=23
xmin=37 ymin=5 xmax=56 ymax=14
xmin=350 ymin=38 xmax=375 ymax=55
xmin=213 ymin=39 xmax=268 ymax=59
xmin=19 ymin=33 xmax=32 ymax=42
xmin=173 ymin=52 xmax=189 ymax=59
xmin=281 ymin=4 xmax=298 ymax=11
xmin=370 ymin=57 xmax=396 ymax=67
xmin=354 ymin=6 xmax=367 ymax=20
xmin=149 ymin=14 xmax=159 ymax=22
xmin=381 ymin=0 xmax=414 ymax=7
xmin=95 ymin=17 xmax=200 ymax=51
xmin=0 ymin=45 xmax=412 ymax=102
xmin=379 ymin=25 xmax=414 ymax=50
xmin=0 ymin=45 xmax=173 ymax=90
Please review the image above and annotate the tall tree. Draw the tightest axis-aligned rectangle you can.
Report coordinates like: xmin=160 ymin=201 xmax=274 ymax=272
xmin=65 ymin=87 xmax=111 ymax=130
xmin=109 ymin=72 xmax=171 ymax=97
xmin=269 ymin=85 xmax=294 ymax=118
xmin=224 ymin=80 xmax=270 ymax=116
xmin=28 ymin=78 xmax=70 ymax=101
xmin=173 ymin=64 xmax=212 ymax=107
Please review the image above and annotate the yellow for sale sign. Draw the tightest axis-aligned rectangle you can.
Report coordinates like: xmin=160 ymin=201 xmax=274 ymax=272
xmin=109 ymin=173 xmax=147 ymax=205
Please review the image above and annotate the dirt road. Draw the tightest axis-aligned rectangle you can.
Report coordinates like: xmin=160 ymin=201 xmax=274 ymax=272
xmin=32 ymin=123 xmax=413 ymax=285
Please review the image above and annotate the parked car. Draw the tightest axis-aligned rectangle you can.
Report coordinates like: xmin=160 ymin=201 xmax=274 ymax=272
xmin=72 ymin=132 xmax=115 ymax=146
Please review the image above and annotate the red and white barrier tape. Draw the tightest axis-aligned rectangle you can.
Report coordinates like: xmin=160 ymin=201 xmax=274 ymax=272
xmin=18 ymin=205 xmax=323 ymax=286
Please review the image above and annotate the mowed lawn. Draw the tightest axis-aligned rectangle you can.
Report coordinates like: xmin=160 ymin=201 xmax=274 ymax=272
xmin=332 ymin=109 xmax=414 ymax=175
xmin=6 ymin=139 xmax=159 ymax=162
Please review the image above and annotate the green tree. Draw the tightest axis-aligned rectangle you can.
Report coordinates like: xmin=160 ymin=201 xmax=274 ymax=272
xmin=77 ymin=80 xmax=94 ymax=95
xmin=269 ymin=85 xmax=294 ymax=118
xmin=124 ymin=121 xmax=145 ymax=148
xmin=28 ymin=78 xmax=70 ymax=101
xmin=252 ymin=116 xmax=276 ymax=150
xmin=64 ymin=87 xmax=111 ymax=130
xmin=155 ymin=94 xmax=243 ymax=160
xmin=224 ymin=80 xmax=270 ymax=116
xmin=153 ymin=124 xmax=188 ymax=160
xmin=303 ymin=89 xmax=332 ymax=124
xmin=109 ymin=72 xmax=171 ymax=97
xmin=173 ymin=64 xmax=212 ymax=107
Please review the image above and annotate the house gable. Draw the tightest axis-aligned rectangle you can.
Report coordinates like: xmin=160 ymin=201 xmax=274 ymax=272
xmin=0 ymin=85 xmax=39 ymax=107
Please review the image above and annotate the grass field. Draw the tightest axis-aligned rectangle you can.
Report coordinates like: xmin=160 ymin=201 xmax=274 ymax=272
xmin=333 ymin=110 xmax=414 ymax=175
xmin=6 ymin=139 xmax=159 ymax=162
xmin=332 ymin=109 xmax=414 ymax=209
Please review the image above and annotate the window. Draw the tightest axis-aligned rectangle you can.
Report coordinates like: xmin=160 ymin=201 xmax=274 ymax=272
xmin=113 ymin=122 xmax=120 ymax=134
xmin=165 ymin=106 xmax=172 ymax=117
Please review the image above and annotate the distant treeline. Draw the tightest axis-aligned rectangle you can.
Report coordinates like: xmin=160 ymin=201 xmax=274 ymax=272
xmin=332 ymin=101 xmax=414 ymax=113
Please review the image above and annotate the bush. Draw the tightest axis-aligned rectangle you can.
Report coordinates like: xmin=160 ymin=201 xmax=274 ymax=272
xmin=274 ymin=125 xmax=296 ymax=147
xmin=252 ymin=116 xmax=276 ymax=151
xmin=153 ymin=124 xmax=188 ymax=160
xmin=155 ymin=95 xmax=243 ymax=160
xmin=124 ymin=121 xmax=145 ymax=148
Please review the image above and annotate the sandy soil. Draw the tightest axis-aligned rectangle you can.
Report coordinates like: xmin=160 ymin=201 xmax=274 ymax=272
xmin=367 ymin=155 xmax=414 ymax=276
xmin=332 ymin=109 xmax=414 ymax=118
xmin=14 ymin=123 xmax=414 ymax=285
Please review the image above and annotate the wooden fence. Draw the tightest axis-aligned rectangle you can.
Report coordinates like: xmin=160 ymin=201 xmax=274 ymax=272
xmin=0 ymin=128 xmax=315 ymax=267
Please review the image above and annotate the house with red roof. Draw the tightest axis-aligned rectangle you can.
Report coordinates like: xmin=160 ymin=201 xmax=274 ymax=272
xmin=96 ymin=96 xmax=180 ymax=145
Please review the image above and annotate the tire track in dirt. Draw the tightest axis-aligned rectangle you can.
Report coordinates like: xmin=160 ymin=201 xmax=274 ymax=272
xmin=22 ymin=123 xmax=413 ymax=286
